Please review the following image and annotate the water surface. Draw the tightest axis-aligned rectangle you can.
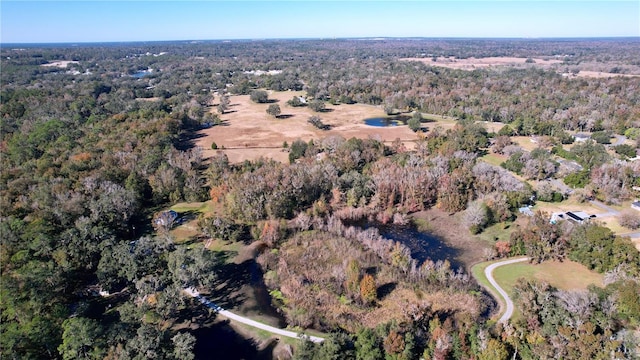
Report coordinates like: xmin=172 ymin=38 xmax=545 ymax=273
xmin=363 ymin=115 xmax=411 ymax=127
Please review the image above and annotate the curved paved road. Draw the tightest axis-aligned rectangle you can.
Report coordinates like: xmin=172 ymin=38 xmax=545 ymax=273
xmin=183 ymin=288 xmax=324 ymax=343
xmin=484 ymin=257 xmax=530 ymax=323
xmin=612 ymin=134 xmax=627 ymax=146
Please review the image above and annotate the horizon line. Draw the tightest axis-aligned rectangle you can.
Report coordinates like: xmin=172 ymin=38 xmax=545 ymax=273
xmin=3 ymin=35 xmax=640 ymax=46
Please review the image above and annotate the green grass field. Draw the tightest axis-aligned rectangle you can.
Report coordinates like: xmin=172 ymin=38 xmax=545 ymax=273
xmin=168 ymin=201 xmax=216 ymax=244
xmin=475 ymin=221 xmax=515 ymax=245
xmin=492 ymin=260 xmax=603 ymax=292
xmin=170 ymin=201 xmax=213 ymax=214
xmin=479 ymin=153 xmax=506 ymax=167
xmin=472 ymin=258 xmax=604 ymax=321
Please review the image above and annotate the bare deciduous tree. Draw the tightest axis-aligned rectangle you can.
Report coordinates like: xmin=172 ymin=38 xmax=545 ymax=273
xmin=618 ymin=210 xmax=640 ymax=229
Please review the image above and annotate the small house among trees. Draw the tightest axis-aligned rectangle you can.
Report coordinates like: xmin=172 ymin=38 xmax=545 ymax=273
xmin=550 ymin=211 xmax=595 ymax=224
xmin=573 ymin=133 xmax=591 ymax=142
xmin=155 ymin=210 xmax=179 ymax=226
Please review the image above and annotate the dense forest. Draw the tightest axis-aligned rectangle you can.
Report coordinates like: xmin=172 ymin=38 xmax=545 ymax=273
xmin=1 ymin=38 xmax=639 ymax=359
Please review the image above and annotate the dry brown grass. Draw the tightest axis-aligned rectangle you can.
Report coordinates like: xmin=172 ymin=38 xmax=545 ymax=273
xmin=194 ymin=90 xmax=510 ymax=164
xmin=565 ymin=71 xmax=640 ymax=79
xmin=40 ymin=60 xmax=79 ymax=68
xmin=533 ymin=197 xmax=606 ymax=217
xmin=195 ymin=91 xmax=419 ymax=163
xmin=401 ymin=56 xmax=562 ymax=70
xmin=511 ymin=136 xmax=542 ymax=152
xmin=401 ymin=57 xmax=640 ymax=79
xmin=482 ymin=121 xmax=507 ymax=133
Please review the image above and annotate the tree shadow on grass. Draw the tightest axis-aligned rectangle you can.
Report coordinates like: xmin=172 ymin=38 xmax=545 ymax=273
xmin=173 ymin=210 xmax=200 ymax=223
xmin=177 ymin=131 xmax=207 ymax=151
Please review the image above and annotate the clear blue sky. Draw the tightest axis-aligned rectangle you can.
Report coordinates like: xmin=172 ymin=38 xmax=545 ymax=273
xmin=1 ymin=1 xmax=639 ymax=43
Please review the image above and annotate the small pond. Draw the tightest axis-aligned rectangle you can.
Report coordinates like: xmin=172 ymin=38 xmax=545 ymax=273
xmin=351 ymin=221 xmax=462 ymax=270
xmin=193 ymin=258 xmax=285 ymax=359
xmin=364 ymin=115 xmax=411 ymax=127
xmin=131 ymin=70 xmax=153 ymax=78
xmin=377 ymin=223 xmax=462 ymax=270
xmin=193 ymin=222 xmax=461 ymax=358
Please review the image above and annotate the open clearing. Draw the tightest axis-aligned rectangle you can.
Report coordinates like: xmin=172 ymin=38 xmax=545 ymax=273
xmin=401 ymin=57 xmax=640 ymax=78
xmin=401 ymin=56 xmax=563 ymax=70
xmin=491 ymin=259 xmax=604 ymax=293
xmin=472 ymin=259 xmax=604 ymax=321
xmin=562 ymin=70 xmax=640 ymax=79
xmin=533 ymin=197 xmax=608 ymax=217
xmin=195 ymin=91 xmax=505 ymax=164
xmin=41 ymin=60 xmax=79 ymax=68
xmin=195 ymin=91 xmax=420 ymax=163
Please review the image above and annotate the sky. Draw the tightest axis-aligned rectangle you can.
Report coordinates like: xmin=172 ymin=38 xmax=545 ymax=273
xmin=1 ymin=1 xmax=639 ymax=43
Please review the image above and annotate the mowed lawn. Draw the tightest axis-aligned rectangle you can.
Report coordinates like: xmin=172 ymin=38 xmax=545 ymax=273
xmin=472 ymin=259 xmax=604 ymax=321
xmin=532 ymin=196 xmax=606 ymax=217
xmin=491 ymin=259 xmax=604 ymax=294
xmin=168 ymin=201 xmax=216 ymax=244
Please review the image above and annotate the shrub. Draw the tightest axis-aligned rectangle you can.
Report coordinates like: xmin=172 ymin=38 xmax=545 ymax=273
xmin=287 ymin=96 xmax=304 ymax=107
xmin=498 ymin=125 xmax=515 ymax=136
xmin=614 ymin=144 xmax=636 ymax=158
xmin=618 ymin=210 xmax=640 ymax=230
xmin=501 ymin=151 xmax=525 ymax=174
xmin=211 ymin=142 xmax=218 ymax=150
xmin=591 ymin=131 xmax=611 ymax=144
xmin=266 ymin=104 xmax=281 ymax=117
xmin=288 ymin=139 xmax=308 ymax=163
xmin=308 ymin=100 xmax=326 ymax=112
xmin=552 ymin=192 xmax=564 ymax=202
xmin=307 ymin=115 xmax=329 ymax=130
xmin=407 ymin=117 xmax=421 ymax=132
xmin=624 ymin=128 xmax=640 ymax=140
xmin=558 ymin=131 xmax=575 ymax=144
xmin=250 ymin=90 xmax=269 ymax=103
xmin=563 ymin=170 xmax=589 ymax=188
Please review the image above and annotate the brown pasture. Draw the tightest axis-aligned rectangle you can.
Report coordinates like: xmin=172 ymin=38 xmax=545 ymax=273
xmin=401 ymin=56 xmax=563 ymax=70
xmin=402 ymin=57 xmax=640 ymax=79
xmin=195 ymin=90 xmax=419 ymax=163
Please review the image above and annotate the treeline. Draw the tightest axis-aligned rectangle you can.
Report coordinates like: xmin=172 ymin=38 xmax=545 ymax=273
xmin=5 ymin=38 xmax=639 ymax=137
xmin=206 ymin=129 xmax=530 ymax=225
